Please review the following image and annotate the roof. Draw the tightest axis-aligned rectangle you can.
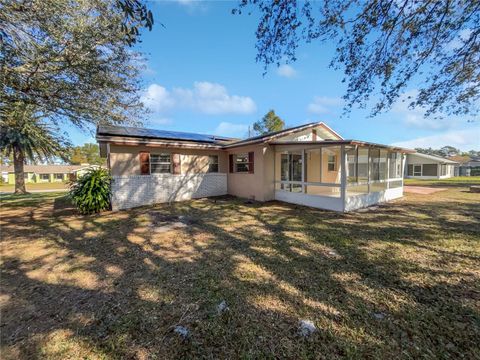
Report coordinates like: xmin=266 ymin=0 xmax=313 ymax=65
xmin=0 ymin=164 xmax=95 ymax=174
xmin=97 ymin=125 xmax=236 ymax=144
xmin=409 ymin=152 xmax=458 ymax=164
xmin=96 ymin=122 xmax=343 ymax=149
xmin=95 ymin=122 xmax=415 ymax=152
xmin=270 ymin=140 xmax=414 ymax=153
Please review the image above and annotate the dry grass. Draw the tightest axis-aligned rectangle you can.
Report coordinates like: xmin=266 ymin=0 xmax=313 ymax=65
xmin=1 ymin=188 xmax=479 ymax=359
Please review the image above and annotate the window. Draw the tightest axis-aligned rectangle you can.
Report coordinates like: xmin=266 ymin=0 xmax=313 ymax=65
xmin=327 ymin=155 xmax=336 ymax=171
xmin=232 ymin=153 xmax=254 ymax=173
xmin=413 ymin=165 xmax=422 ymax=176
xmin=40 ymin=174 xmax=50 ymax=181
xmin=151 ymin=153 xmax=171 ymax=174
xmin=423 ymin=164 xmax=437 ymax=176
xmin=440 ymin=164 xmax=447 ymax=176
xmin=54 ymin=173 xmax=64 ymax=180
xmin=208 ymin=155 xmax=218 ymax=173
xmin=24 ymin=173 xmax=29 ymax=179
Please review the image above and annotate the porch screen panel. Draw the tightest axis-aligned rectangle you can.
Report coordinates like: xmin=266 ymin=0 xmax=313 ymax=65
xmin=423 ymin=164 xmax=437 ymax=176
xmin=370 ymin=148 xmax=381 ymax=181
xmin=306 ymin=149 xmax=321 ymax=182
xmin=357 ymin=148 xmax=369 ymax=182
xmin=346 ymin=146 xmax=357 ymax=183
xmin=321 ymin=146 xmax=341 ymax=184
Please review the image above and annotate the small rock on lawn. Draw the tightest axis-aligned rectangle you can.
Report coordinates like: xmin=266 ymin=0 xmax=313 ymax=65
xmin=299 ymin=320 xmax=317 ymax=337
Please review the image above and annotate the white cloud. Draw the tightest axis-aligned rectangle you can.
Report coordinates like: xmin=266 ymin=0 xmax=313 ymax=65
xmin=277 ymin=64 xmax=297 ymax=78
xmin=391 ymin=128 xmax=480 ymax=151
xmin=141 ymin=84 xmax=175 ymax=112
xmin=142 ymin=82 xmax=256 ymax=115
xmin=307 ymin=96 xmax=344 ymax=115
xmin=214 ymin=122 xmax=249 ymax=138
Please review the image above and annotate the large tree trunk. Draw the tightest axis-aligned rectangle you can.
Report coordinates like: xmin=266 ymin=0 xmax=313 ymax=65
xmin=13 ymin=145 xmax=27 ymax=194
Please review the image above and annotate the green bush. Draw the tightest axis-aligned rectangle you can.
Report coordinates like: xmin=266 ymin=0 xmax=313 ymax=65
xmin=69 ymin=168 xmax=111 ymax=214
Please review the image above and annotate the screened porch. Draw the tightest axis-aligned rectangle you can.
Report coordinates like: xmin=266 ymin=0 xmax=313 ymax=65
xmin=273 ymin=143 xmax=406 ymax=212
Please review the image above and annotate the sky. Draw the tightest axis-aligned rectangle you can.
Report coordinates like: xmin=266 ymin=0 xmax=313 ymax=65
xmin=68 ymin=0 xmax=480 ymax=151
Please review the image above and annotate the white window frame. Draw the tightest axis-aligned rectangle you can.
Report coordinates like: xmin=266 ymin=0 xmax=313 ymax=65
xmin=327 ymin=155 xmax=337 ymax=172
xmin=207 ymin=155 xmax=219 ymax=173
xmin=150 ymin=153 xmax=171 ymax=174
xmin=234 ymin=153 xmax=251 ymax=173
xmin=39 ymin=174 xmax=50 ymax=181
xmin=413 ymin=165 xmax=422 ymax=176
xmin=54 ymin=173 xmax=64 ymax=181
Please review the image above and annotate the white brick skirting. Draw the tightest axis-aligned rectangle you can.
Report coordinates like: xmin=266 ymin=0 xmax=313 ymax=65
xmin=111 ymin=173 xmax=227 ymax=210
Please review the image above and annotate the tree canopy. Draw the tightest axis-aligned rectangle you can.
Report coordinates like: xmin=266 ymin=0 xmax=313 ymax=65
xmin=0 ymin=0 xmax=150 ymax=131
xmin=69 ymin=143 xmax=105 ymax=165
xmin=234 ymin=0 xmax=480 ymax=119
xmin=252 ymin=110 xmax=285 ymax=135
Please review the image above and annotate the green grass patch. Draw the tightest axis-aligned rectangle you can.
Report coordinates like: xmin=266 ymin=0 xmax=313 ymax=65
xmin=404 ymin=176 xmax=480 ymax=187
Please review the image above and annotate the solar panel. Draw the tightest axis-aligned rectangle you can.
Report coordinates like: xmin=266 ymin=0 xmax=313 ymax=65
xmin=97 ymin=125 xmax=234 ymax=143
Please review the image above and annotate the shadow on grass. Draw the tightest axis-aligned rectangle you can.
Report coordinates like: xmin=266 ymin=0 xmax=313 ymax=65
xmin=1 ymin=189 xmax=479 ymax=359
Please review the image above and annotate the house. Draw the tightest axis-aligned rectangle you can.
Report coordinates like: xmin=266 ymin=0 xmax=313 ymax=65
xmin=450 ymin=156 xmax=480 ymax=176
xmin=0 ymin=164 xmax=99 ymax=184
xmin=97 ymin=122 xmax=413 ymax=212
xmin=404 ymin=153 xmax=457 ymax=179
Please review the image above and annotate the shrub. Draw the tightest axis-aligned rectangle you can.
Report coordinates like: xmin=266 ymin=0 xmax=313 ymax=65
xmin=69 ymin=168 xmax=111 ymax=214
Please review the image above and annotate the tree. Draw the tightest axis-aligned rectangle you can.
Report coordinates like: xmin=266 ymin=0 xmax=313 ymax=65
xmin=0 ymin=0 xmax=153 ymax=192
xmin=69 ymin=143 xmax=105 ymax=165
xmin=0 ymin=104 xmax=70 ymax=193
xmin=234 ymin=1 xmax=480 ymax=119
xmin=252 ymin=110 xmax=285 ymax=135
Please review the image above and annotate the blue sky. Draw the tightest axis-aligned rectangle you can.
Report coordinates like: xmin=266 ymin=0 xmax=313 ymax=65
xmin=68 ymin=0 xmax=479 ymax=151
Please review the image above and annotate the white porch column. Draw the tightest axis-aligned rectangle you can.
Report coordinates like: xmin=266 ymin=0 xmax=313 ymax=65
xmin=340 ymin=145 xmax=347 ymax=209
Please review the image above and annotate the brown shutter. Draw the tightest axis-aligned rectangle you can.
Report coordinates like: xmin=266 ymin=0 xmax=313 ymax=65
xmin=312 ymin=129 xmax=317 ymax=141
xmin=172 ymin=153 xmax=181 ymax=174
xmin=248 ymin=152 xmax=254 ymax=174
xmin=229 ymin=154 xmax=234 ymax=173
xmin=139 ymin=151 xmax=150 ymax=175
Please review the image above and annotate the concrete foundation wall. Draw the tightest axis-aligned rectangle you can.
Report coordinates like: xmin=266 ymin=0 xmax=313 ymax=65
xmin=111 ymin=173 xmax=227 ymax=210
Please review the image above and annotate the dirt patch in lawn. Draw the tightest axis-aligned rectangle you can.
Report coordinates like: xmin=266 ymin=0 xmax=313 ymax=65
xmin=404 ymin=186 xmax=448 ymax=194
xmin=1 ymin=189 xmax=479 ymax=359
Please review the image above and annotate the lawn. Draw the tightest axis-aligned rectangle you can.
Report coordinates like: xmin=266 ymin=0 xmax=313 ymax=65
xmin=1 ymin=187 xmax=479 ymax=359
xmin=404 ymin=176 xmax=480 ymax=187
xmin=0 ymin=182 xmax=69 ymax=192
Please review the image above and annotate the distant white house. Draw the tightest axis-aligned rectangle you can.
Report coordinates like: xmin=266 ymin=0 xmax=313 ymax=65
xmin=405 ymin=153 xmax=457 ymax=179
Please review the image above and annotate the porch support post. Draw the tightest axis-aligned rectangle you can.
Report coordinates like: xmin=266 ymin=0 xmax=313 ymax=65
xmin=386 ymin=151 xmax=390 ymax=189
xmin=340 ymin=145 xmax=347 ymax=211
xmin=302 ymin=149 xmax=305 ymax=193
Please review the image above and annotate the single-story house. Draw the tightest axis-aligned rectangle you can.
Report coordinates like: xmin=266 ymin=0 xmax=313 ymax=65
xmin=0 ymin=164 xmax=99 ymax=184
xmin=450 ymin=156 xmax=480 ymax=176
xmin=404 ymin=153 xmax=457 ymax=179
xmin=97 ymin=122 xmax=412 ymax=212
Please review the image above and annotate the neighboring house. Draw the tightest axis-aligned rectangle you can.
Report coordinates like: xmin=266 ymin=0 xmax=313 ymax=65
xmin=0 ymin=164 xmax=99 ymax=184
xmin=405 ymin=153 xmax=457 ymax=179
xmin=97 ymin=122 xmax=413 ymax=212
xmin=450 ymin=156 xmax=480 ymax=176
